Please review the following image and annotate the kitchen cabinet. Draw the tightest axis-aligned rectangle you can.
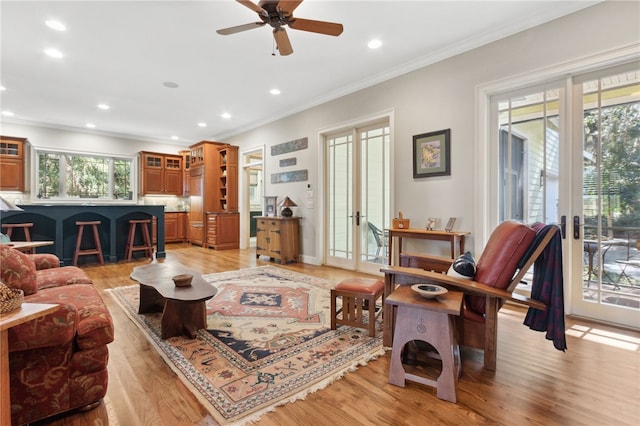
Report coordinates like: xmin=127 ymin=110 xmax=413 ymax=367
xmin=179 ymin=149 xmax=191 ymax=196
xmin=217 ymin=145 xmax=238 ymax=212
xmin=140 ymin=151 xmax=183 ymax=195
xmin=165 ymin=212 xmax=187 ymax=243
xmin=206 ymin=212 xmax=239 ymax=250
xmin=187 ymin=141 xmax=239 ymax=249
xmin=0 ymin=136 xmax=26 ymax=191
xmin=255 ymin=217 xmax=300 ymax=263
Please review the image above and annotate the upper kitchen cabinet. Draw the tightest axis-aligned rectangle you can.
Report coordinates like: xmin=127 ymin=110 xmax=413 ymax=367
xmin=139 ymin=151 xmax=183 ymax=195
xmin=0 ymin=136 xmax=26 ymax=191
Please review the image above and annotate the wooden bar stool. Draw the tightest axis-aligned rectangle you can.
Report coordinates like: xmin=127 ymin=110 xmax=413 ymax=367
xmin=124 ymin=219 xmax=153 ymax=261
xmin=2 ymin=223 xmax=35 ymax=253
xmin=2 ymin=222 xmax=33 ymax=242
xmin=73 ymin=221 xmax=105 ymax=266
xmin=330 ymin=277 xmax=384 ymax=337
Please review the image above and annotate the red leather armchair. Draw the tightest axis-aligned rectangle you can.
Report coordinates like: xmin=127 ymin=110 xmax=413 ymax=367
xmin=382 ymin=221 xmax=557 ymax=370
xmin=0 ymin=245 xmax=114 ymax=425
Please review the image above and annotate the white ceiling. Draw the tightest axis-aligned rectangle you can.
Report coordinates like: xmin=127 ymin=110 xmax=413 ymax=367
xmin=0 ymin=0 xmax=597 ymax=146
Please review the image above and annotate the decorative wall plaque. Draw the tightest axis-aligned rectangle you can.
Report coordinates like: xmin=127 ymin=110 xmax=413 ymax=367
xmin=279 ymin=157 xmax=297 ymax=167
xmin=271 ymin=137 xmax=308 ymax=156
xmin=271 ymin=169 xmax=308 ymax=184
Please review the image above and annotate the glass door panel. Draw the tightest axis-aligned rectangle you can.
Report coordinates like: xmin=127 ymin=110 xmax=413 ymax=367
xmin=326 ymin=122 xmax=391 ymax=273
xmin=574 ymin=66 xmax=640 ymax=325
xmin=496 ymin=86 xmax=562 ymax=294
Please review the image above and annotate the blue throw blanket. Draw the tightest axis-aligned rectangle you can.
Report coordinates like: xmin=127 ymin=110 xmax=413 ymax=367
xmin=524 ymin=224 xmax=567 ymax=351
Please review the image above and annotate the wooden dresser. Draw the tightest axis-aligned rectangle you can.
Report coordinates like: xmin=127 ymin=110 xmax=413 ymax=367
xmin=255 ymin=216 xmax=300 ymax=264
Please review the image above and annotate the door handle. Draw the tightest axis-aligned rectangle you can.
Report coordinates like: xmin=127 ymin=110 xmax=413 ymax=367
xmin=560 ymin=215 xmax=566 ymax=239
xmin=349 ymin=211 xmax=365 ymax=226
xmin=573 ymin=216 xmax=580 ymax=240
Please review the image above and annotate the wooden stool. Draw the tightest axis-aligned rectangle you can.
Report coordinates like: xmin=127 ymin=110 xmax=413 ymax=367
xmin=1 ymin=223 xmax=34 ymax=253
xmin=73 ymin=221 xmax=105 ymax=266
xmin=124 ymin=219 xmax=153 ymax=261
xmin=385 ymin=286 xmax=463 ymax=403
xmin=1 ymin=223 xmax=33 ymax=241
xmin=330 ymin=277 xmax=384 ymax=337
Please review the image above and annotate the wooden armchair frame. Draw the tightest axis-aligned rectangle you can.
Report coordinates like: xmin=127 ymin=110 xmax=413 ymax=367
xmin=381 ymin=225 xmax=556 ymax=371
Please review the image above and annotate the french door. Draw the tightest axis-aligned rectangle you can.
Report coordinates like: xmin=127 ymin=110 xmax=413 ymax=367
xmin=324 ymin=121 xmax=391 ymax=274
xmin=494 ymin=63 xmax=640 ymax=328
xmin=570 ymin=64 xmax=640 ymax=327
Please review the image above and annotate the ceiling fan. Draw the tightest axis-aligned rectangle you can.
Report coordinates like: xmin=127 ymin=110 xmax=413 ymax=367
xmin=216 ymin=0 xmax=343 ymax=56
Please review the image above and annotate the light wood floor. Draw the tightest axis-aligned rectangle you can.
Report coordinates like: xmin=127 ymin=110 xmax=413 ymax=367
xmin=33 ymin=244 xmax=640 ymax=426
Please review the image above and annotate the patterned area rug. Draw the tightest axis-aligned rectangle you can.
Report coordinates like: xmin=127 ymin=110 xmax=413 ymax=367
xmin=108 ymin=266 xmax=384 ymax=425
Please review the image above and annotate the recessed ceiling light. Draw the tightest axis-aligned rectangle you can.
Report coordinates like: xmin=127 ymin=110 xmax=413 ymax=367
xmin=163 ymin=82 xmax=179 ymax=89
xmin=2 ymin=111 xmax=15 ymax=117
xmin=368 ymin=39 xmax=382 ymax=49
xmin=97 ymin=103 xmax=110 ymax=110
xmin=86 ymin=123 xmax=96 ymax=129
xmin=0 ymin=86 xmax=5 ymax=91
xmin=270 ymin=88 xmax=281 ymax=95
xmin=221 ymin=113 xmax=231 ymax=119
xmin=45 ymin=20 xmax=66 ymax=31
xmin=44 ymin=48 xmax=64 ymax=59
xmin=171 ymin=136 xmax=179 ymax=140
xmin=198 ymin=122 xmax=207 ymax=128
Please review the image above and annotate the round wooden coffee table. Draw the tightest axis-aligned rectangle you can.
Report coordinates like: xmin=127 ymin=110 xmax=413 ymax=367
xmin=130 ymin=262 xmax=217 ymax=339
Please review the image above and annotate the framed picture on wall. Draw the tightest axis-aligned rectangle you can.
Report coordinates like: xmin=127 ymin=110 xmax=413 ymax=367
xmin=413 ymin=128 xmax=451 ymax=178
xmin=264 ymin=196 xmax=278 ymax=217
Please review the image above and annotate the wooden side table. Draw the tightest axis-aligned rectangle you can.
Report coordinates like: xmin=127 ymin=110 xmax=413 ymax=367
xmin=385 ymin=286 xmax=463 ymax=403
xmin=1 ymin=303 xmax=59 ymax=426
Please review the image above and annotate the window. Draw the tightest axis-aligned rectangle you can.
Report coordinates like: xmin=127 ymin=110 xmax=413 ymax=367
xmin=36 ymin=150 xmax=134 ymax=201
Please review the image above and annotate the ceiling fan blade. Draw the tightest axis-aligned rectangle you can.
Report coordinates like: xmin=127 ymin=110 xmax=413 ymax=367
xmin=216 ymin=22 xmax=265 ymax=35
xmin=278 ymin=0 xmax=303 ymax=16
xmin=273 ymin=28 xmax=293 ymax=56
xmin=236 ymin=0 xmax=266 ymax=16
xmin=288 ymin=18 xmax=343 ymax=36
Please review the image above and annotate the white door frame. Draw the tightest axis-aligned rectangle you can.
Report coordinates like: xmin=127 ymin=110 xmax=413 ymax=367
xmin=316 ymin=109 xmax=395 ymax=271
xmin=239 ymin=145 xmax=265 ymax=249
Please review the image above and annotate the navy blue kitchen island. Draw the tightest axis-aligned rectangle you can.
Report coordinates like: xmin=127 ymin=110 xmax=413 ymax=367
xmin=0 ymin=204 xmax=165 ymax=265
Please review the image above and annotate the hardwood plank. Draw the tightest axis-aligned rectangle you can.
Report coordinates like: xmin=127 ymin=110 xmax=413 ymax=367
xmin=29 ymin=244 xmax=640 ymax=425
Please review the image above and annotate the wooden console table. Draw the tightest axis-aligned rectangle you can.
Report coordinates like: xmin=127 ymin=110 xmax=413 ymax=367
xmin=386 ymin=228 xmax=470 ymax=265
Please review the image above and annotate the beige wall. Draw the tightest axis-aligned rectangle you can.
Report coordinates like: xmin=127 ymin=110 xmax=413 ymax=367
xmin=225 ymin=1 xmax=640 ymax=261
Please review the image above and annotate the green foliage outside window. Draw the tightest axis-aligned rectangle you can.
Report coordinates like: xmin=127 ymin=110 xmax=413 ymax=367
xmin=37 ymin=151 xmax=134 ymax=200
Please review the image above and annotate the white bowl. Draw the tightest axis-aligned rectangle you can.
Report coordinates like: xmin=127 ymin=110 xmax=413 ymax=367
xmin=411 ymin=284 xmax=448 ymax=299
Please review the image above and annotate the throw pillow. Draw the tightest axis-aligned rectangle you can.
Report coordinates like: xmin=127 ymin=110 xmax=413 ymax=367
xmin=447 ymin=251 xmax=476 ymax=279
